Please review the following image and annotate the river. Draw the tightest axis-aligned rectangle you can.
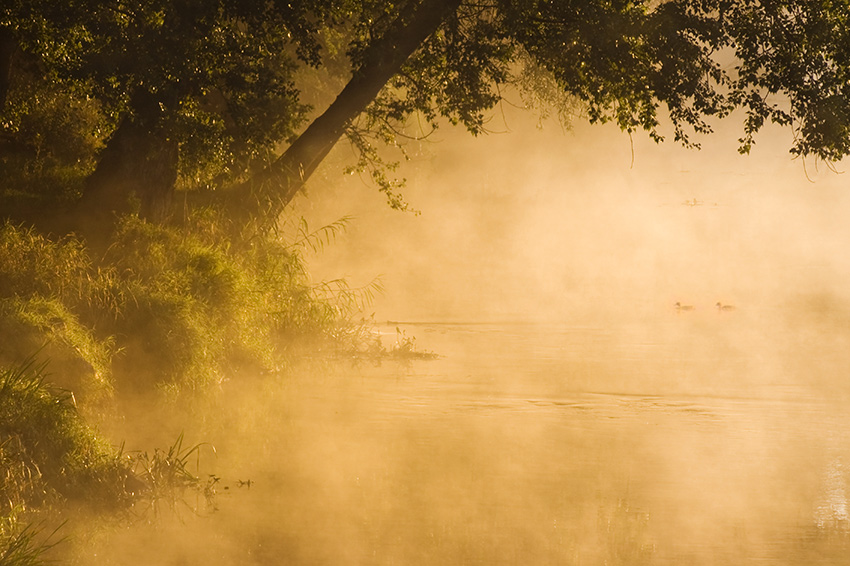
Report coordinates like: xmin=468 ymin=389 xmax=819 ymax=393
xmin=72 ymin=312 xmax=850 ymax=565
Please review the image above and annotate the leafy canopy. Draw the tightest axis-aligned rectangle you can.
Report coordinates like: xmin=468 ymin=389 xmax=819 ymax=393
xmin=372 ymin=0 xmax=850 ymax=159
xmin=2 ymin=0 xmax=849 ymax=209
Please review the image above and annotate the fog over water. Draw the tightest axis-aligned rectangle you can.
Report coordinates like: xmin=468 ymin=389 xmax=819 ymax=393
xmin=77 ymin=113 xmax=850 ymax=564
xmin=301 ymin=112 xmax=850 ymax=326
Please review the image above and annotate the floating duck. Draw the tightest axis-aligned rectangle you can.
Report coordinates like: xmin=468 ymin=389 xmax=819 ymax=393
xmin=715 ymin=302 xmax=736 ymax=312
xmin=675 ymin=302 xmax=695 ymax=311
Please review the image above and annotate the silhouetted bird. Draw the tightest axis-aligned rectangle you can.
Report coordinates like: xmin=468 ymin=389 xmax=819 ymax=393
xmin=675 ymin=302 xmax=695 ymax=311
xmin=715 ymin=302 xmax=736 ymax=312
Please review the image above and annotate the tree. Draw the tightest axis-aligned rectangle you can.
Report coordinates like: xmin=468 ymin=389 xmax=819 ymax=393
xmin=2 ymin=0 xmax=850 ymax=239
xmin=1 ymin=0 xmax=347 ymax=228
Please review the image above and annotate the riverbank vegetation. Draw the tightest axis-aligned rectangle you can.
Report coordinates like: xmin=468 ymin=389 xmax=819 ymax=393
xmin=0 ymin=359 xmax=234 ymax=562
xmin=0 ymin=213 xmax=384 ymax=561
xmin=0 ymin=187 xmax=418 ymax=562
xmin=0 ymin=215 xmax=378 ymax=392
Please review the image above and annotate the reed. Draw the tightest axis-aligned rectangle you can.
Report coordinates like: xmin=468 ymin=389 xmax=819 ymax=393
xmin=130 ymin=432 xmax=210 ymax=497
xmin=0 ymin=520 xmax=65 ymax=566
xmin=390 ymin=327 xmax=438 ymax=360
xmin=0 ymin=212 xmax=387 ymax=397
xmin=0 ymin=360 xmax=134 ymax=515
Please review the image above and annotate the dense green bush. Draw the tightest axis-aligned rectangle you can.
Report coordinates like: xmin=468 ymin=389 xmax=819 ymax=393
xmin=0 ymin=214 xmax=378 ymax=396
xmin=99 ymin=214 xmax=361 ymax=393
xmin=0 ymin=77 xmax=108 ymax=211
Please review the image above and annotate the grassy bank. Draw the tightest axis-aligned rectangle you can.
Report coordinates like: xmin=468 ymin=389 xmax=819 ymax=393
xmin=0 ymin=360 xmax=227 ymax=563
xmin=0 ymin=214 xmax=378 ymax=395
xmin=0 ymin=211 xmax=386 ymax=563
xmin=0 ymin=360 xmax=129 ymax=563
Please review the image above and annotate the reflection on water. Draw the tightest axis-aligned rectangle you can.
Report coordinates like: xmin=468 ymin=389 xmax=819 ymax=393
xmin=815 ymin=457 xmax=849 ymax=530
xmin=75 ymin=319 xmax=850 ymax=565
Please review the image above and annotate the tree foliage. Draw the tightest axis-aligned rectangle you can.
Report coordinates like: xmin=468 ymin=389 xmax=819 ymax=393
xmin=3 ymin=0 xmax=332 ymax=188
xmin=1 ymin=0 xmax=849 ymax=234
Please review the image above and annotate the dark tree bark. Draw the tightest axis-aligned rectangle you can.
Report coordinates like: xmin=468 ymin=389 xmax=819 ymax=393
xmin=75 ymin=0 xmax=461 ymax=242
xmin=77 ymin=90 xmax=178 ymax=235
xmin=224 ymin=0 xmax=463 ymax=230
xmin=0 ymin=28 xmax=16 ymax=111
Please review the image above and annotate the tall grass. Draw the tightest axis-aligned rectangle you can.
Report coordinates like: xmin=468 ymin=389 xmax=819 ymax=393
xmin=0 ymin=222 xmax=116 ymax=399
xmin=263 ymin=215 xmax=384 ymax=354
xmin=0 ymin=360 xmax=224 ymax=563
xmin=0 ymin=359 xmax=123 ymax=561
xmin=0 ymin=360 xmax=132 ymax=513
xmin=0 ymin=297 xmax=114 ymax=401
xmin=0 ymin=211 xmax=387 ymax=560
xmin=0 ymin=213 xmax=382 ymax=397
xmin=101 ymin=213 xmax=358 ymax=392
xmin=0 ymin=520 xmax=64 ymax=566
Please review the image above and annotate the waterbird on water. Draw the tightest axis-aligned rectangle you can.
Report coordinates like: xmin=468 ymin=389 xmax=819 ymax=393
xmin=674 ymin=302 xmax=695 ymax=311
xmin=715 ymin=302 xmax=736 ymax=312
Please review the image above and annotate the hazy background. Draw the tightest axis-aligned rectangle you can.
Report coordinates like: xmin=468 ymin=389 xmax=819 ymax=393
xmin=80 ymin=109 xmax=850 ymax=566
xmin=296 ymin=108 xmax=850 ymax=325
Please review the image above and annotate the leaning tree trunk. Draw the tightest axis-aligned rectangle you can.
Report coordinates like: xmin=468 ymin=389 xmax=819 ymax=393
xmin=76 ymin=90 xmax=178 ymax=241
xmin=223 ymin=0 xmax=463 ymax=233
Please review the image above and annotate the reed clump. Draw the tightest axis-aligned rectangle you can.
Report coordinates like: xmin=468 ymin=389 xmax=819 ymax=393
xmin=0 ymin=519 xmax=64 ymax=566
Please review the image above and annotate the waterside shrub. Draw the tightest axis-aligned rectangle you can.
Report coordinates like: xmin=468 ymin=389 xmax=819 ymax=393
xmin=0 ymin=214 xmax=378 ymax=397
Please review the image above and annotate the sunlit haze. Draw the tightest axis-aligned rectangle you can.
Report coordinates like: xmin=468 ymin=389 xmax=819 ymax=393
xmin=6 ymin=4 xmax=850 ymax=563
xmin=301 ymin=110 xmax=850 ymax=326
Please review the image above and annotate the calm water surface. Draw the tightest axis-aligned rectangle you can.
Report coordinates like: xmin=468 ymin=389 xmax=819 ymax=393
xmin=77 ymin=314 xmax=850 ymax=565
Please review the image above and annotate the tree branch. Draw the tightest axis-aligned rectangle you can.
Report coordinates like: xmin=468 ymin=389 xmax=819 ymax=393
xmin=224 ymin=0 xmax=463 ymax=232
